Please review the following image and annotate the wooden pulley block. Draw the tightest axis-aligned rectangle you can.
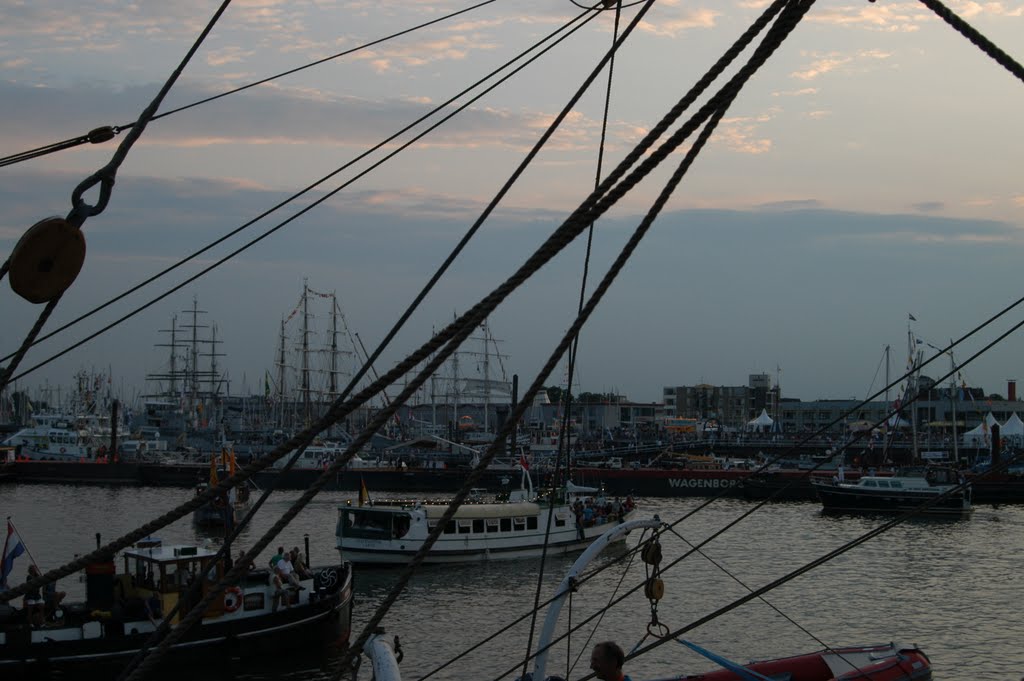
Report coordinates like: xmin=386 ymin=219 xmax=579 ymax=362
xmin=8 ymin=216 xmax=86 ymax=303
xmin=644 ymin=578 xmax=665 ymax=601
xmin=641 ymin=542 xmax=662 ymax=565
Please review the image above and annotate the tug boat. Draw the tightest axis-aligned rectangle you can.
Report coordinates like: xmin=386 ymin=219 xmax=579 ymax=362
xmin=0 ymin=538 xmax=353 ymax=674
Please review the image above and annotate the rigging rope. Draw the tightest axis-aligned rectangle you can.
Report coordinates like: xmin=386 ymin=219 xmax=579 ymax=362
xmin=0 ymin=1 xmax=501 ymax=170
xmin=1 ymin=6 xmax=600 ymax=379
xmin=917 ymin=0 xmax=1024 ymax=84
xmin=0 ymin=0 xmax=233 ymax=395
xmin=527 ymin=1 xmax=625 ymax=674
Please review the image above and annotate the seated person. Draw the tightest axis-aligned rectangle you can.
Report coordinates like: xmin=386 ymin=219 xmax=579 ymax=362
xmin=290 ymin=547 xmax=313 ymax=580
xmin=275 ymin=553 xmax=303 ymax=590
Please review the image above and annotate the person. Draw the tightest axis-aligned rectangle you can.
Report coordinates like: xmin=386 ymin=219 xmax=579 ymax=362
xmin=291 ymin=547 xmax=312 ymax=580
xmin=144 ymin=592 xmax=163 ymax=624
xmin=269 ymin=546 xmax=285 ymax=570
xmin=275 ymin=551 xmax=303 ymax=590
xmin=590 ymin=641 xmax=631 ymax=681
xmin=23 ymin=565 xmax=45 ymax=628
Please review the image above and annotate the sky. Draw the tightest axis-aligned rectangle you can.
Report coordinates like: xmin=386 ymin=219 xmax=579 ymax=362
xmin=1 ymin=0 xmax=1024 ymax=407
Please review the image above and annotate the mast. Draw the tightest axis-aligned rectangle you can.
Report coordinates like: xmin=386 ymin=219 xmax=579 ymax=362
xmin=330 ymin=291 xmax=339 ymax=399
xmin=275 ymin=318 xmax=288 ymax=430
xmin=949 ymin=340 xmax=959 ymax=464
xmin=907 ymin=321 xmax=920 ymax=462
xmin=301 ymin=279 xmax=311 ymax=426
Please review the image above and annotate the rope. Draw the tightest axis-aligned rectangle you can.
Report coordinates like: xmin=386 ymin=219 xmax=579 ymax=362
xmin=917 ymin=0 xmax=1024 ymax=84
xmin=1 ymin=6 xmax=600 ymax=377
xmin=526 ymin=1 xmax=625 ymax=673
xmin=0 ymin=296 xmax=61 ymax=394
xmin=0 ymin=1 xmax=499 ymax=170
xmin=0 ymin=1 xmax=231 ymax=394
xmin=114 ymin=445 xmax=311 ymax=681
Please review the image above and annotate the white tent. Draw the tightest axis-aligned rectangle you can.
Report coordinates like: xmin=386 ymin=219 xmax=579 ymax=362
xmin=1000 ymin=412 xmax=1024 ymax=442
xmin=962 ymin=412 xmax=1001 ymax=447
xmin=746 ymin=409 xmax=774 ymax=432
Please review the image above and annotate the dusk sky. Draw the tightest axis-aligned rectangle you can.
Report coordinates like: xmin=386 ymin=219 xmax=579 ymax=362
xmin=2 ymin=0 xmax=1023 ymax=407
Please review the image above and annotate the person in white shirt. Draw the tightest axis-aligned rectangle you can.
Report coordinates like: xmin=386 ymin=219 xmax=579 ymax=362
xmin=275 ymin=555 xmax=303 ymax=590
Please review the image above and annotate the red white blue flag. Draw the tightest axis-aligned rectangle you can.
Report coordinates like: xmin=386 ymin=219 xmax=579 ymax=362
xmin=1 ymin=519 xmax=27 ymax=590
xmin=519 ymin=453 xmax=530 ymax=471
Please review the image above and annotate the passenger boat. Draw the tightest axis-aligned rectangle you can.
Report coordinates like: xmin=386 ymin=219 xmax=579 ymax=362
xmin=814 ymin=466 xmax=971 ymax=517
xmin=0 ymin=538 xmax=353 ymax=674
xmin=336 ymin=470 xmax=637 ymax=565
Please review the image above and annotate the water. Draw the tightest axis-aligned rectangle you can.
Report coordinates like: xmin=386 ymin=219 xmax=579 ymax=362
xmin=1 ymin=483 xmax=1021 ymax=680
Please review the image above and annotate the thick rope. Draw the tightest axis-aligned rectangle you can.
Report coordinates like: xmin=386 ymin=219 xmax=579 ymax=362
xmin=0 ymin=295 xmax=61 ymax=393
xmin=114 ymin=446 xmax=311 ymax=681
xmin=0 ymin=1 xmax=231 ymax=394
xmin=917 ymin=0 xmax=1024 ymax=83
xmin=0 ymin=1 xmax=500 ymax=170
xmin=1 ymin=8 xmax=600 ymax=378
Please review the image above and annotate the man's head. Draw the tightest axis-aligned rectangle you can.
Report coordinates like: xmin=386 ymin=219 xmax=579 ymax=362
xmin=590 ymin=642 xmax=625 ymax=681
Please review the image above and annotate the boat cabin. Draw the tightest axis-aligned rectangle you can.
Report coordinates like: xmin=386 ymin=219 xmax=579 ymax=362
xmin=113 ymin=541 xmax=231 ymax=623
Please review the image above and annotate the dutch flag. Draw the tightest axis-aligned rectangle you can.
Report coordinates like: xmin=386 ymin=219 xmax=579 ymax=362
xmin=1 ymin=519 xmax=27 ymax=590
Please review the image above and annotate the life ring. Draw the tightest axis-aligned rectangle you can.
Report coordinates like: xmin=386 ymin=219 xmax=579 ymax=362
xmin=59 ymin=447 xmax=67 ymax=454
xmin=223 ymin=586 xmax=243 ymax=613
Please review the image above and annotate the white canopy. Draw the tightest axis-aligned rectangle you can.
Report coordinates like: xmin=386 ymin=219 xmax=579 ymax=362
xmin=962 ymin=413 xmax=1000 ymax=446
xmin=1000 ymin=412 xmax=1024 ymax=439
xmin=748 ymin=409 xmax=774 ymax=426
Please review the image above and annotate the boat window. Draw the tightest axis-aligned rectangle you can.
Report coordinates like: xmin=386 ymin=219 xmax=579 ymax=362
xmin=527 ymin=517 xmax=538 ymax=530
xmin=876 ymin=480 xmax=890 ymax=488
xmin=341 ymin=509 xmax=393 ymax=539
xmin=473 ymin=519 xmax=484 ymax=533
xmin=486 ymin=519 xmax=499 ymax=533
xmin=444 ymin=521 xmax=456 ymax=534
xmin=428 ymin=520 xmax=438 ymax=532
xmin=863 ymin=480 xmax=877 ymax=487
xmin=457 ymin=520 xmax=472 ymax=535
xmin=513 ymin=517 xmax=526 ymax=531
xmin=889 ymin=480 xmax=902 ymax=488
xmin=500 ymin=518 xmax=512 ymax=532
xmin=554 ymin=515 xmax=566 ymax=528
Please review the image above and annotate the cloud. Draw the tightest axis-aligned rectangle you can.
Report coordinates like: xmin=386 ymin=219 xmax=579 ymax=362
xmin=791 ymin=49 xmax=893 ymax=81
xmin=913 ymin=201 xmax=945 ymax=213
xmin=638 ymin=8 xmax=719 ymax=37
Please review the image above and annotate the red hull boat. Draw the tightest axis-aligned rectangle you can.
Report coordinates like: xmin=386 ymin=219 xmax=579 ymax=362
xmin=675 ymin=642 xmax=931 ymax=681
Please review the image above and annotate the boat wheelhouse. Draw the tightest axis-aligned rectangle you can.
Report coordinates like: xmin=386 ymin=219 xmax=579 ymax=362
xmin=0 ymin=538 xmax=353 ymax=673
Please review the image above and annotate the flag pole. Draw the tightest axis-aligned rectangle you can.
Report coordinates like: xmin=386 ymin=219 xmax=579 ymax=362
xmin=7 ymin=517 xmax=42 ymax=573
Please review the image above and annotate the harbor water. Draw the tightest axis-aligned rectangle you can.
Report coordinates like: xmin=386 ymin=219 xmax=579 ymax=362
xmin=1 ymin=483 xmax=1021 ymax=680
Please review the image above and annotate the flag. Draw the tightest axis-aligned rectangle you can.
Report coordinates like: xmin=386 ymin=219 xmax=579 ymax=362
xmin=264 ymin=371 xmax=271 ymax=400
xmin=2 ymin=520 xmax=27 ymax=590
xmin=909 ymin=313 xmax=917 ymax=321
xmin=358 ymin=477 xmax=371 ymax=507
xmin=209 ymin=454 xmax=219 ymax=487
xmin=519 ymin=453 xmax=530 ymax=471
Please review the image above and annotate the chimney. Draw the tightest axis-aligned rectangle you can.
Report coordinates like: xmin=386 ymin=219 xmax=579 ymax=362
xmin=1009 ymin=380 xmax=1017 ymax=402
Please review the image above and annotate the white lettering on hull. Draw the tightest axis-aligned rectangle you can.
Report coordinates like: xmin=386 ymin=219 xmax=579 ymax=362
xmin=666 ymin=478 xmax=737 ymax=489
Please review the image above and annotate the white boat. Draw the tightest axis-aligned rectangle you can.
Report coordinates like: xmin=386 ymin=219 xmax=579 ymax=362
xmin=2 ymin=412 xmax=113 ymax=462
xmin=335 ymin=471 xmax=637 ymax=565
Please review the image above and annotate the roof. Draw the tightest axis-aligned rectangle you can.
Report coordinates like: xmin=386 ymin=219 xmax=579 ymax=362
xmin=123 ymin=544 xmax=220 ymax=564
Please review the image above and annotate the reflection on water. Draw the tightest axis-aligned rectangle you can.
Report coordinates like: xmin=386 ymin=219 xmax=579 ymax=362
xmin=2 ymin=484 xmax=1022 ymax=680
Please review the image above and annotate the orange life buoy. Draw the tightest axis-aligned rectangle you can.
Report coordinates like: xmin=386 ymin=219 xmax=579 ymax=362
xmin=223 ymin=586 xmax=243 ymax=613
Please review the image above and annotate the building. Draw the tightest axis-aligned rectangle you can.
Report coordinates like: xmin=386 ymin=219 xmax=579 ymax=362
xmin=663 ymin=374 xmax=779 ymax=428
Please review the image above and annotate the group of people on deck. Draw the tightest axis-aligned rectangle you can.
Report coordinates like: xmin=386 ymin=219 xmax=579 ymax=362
xmin=21 ymin=564 xmax=66 ymax=628
xmin=268 ymin=545 xmax=312 ymax=611
xmin=573 ymin=495 xmax=636 ymax=538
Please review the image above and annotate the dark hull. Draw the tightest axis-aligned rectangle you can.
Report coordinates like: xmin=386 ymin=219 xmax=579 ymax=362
xmin=8 ymin=460 xmax=1024 ymax=504
xmin=815 ymin=485 xmax=971 ymax=516
xmin=0 ymin=567 xmax=353 ymax=675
